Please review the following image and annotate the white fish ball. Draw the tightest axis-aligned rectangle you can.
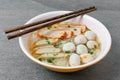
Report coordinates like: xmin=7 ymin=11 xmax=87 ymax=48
xmin=76 ymin=45 xmax=88 ymax=54
xmin=80 ymin=53 xmax=93 ymax=64
xmin=69 ymin=53 xmax=80 ymax=66
xmin=87 ymin=41 xmax=98 ymax=49
xmin=74 ymin=35 xmax=87 ymax=44
xmin=62 ymin=42 xmax=75 ymax=52
xmin=84 ymin=31 xmax=96 ymax=40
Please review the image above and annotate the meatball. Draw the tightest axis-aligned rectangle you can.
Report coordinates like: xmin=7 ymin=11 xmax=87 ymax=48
xmin=80 ymin=53 xmax=93 ymax=64
xmin=87 ymin=41 xmax=98 ymax=49
xmin=76 ymin=45 xmax=88 ymax=54
xmin=69 ymin=53 xmax=80 ymax=66
xmin=84 ymin=31 xmax=96 ymax=40
xmin=74 ymin=35 xmax=87 ymax=44
xmin=62 ymin=42 xmax=75 ymax=52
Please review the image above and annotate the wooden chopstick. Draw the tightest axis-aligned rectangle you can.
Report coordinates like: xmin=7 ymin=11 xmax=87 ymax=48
xmin=5 ymin=6 xmax=96 ymax=34
xmin=5 ymin=6 xmax=97 ymax=40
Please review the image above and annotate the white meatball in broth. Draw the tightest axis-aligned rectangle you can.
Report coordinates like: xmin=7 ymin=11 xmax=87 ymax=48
xmin=84 ymin=31 xmax=96 ymax=40
xmin=87 ymin=41 xmax=98 ymax=49
xmin=62 ymin=42 xmax=75 ymax=52
xmin=69 ymin=53 xmax=80 ymax=66
xmin=74 ymin=35 xmax=87 ymax=44
xmin=76 ymin=45 xmax=88 ymax=54
xmin=80 ymin=53 xmax=93 ymax=64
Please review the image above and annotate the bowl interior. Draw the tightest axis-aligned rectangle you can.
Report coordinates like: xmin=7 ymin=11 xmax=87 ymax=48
xmin=19 ymin=11 xmax=111 ymax=69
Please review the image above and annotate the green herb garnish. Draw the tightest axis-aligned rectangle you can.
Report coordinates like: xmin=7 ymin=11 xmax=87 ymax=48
xmin=38 ymin=58 xmax=42 ymax=61
xmin=74 ymin=28 xmax=77 ymax=31
xmin=53 ymin=42 xmax=62 ymax=48
xmin=47 ymin=26 xmax=52 ymax=29
xmin=65 ymin=50 xmax=71 ymax=54
xmin=98 ymin=43 xmax=101 ymax=47
xmin=45 ymin=38 xmax=50 ymax=44
xmin=94 ymin=45 xmax=97 ymax=49
xmin=47 ymin=58 xmax=55 ymax=63
xmin=53 ymin=53 xmax=58 ymax=56
xmin=88 ymin=51 xmax=94 ymax=54
xmin=64 ymin=22 xmax=69 ymax=24
xmin=86 ymin=27 xmax=91 ymax=31
xmin=53 ymin=44 xmax=58 ymax=48
xmin=68 ymin=25 xmax=71 ymax=28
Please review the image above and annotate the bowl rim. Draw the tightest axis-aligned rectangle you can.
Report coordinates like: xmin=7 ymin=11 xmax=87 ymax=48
xmin=19 ymin=11 xmax=112 ymax=69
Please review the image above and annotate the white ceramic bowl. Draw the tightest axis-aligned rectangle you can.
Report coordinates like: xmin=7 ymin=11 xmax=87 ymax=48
xmin=19 ymin=11 xmax=112 ymax=72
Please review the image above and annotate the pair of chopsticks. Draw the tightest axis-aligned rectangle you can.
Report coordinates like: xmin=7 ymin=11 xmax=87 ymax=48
xmin=5 ymin=6 xmax=97 ymax=40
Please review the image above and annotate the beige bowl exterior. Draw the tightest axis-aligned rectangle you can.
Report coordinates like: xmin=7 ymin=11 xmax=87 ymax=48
xmin=19 ymin=11 xmax=112 ymax=72
xmin=45 ymin=66 xmax=86 ymax=72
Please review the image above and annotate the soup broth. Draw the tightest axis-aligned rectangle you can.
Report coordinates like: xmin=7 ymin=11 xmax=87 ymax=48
xmin=28 ymin=22 xmax=101 ymax=67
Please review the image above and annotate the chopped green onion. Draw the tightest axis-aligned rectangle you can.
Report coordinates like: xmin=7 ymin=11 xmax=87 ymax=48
xmin=65 ymin=50 xmax=71 ymax=54
xmin=45 ymin=38 xmax=50 ymax=44
xmin=86 ymin=27 xmax=91 ymax=31
xmin=47 ymin=58 xmax=55 ymax=63
xmin=63 ymin=22 xmax=69 ymax=24
xmin=74 ymin=50 xmax=76 ymax=53
xmin=74 ymin=28 xmax=77 ymax=31
xmin=47 ymin=26 xmax=52 ymax=29
xmin=53 ymin=53 xmax=58 ymax=56
xmin=53 ymin=44 xmax=58 ymax=48
xmin=88 ymin=51 xmax=94 ymax=54
xmin=68 ymin=25 xmax=71 ymax=28
xmin=53 ymin=42 xmax=62 ymax=48
xmin=98 ymin=43 xmax=101 ymax=47
xmin=94 ymin=45 xmax=97 ymax=49
xmin=38 ymin=58 xmax=42 ymax=61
